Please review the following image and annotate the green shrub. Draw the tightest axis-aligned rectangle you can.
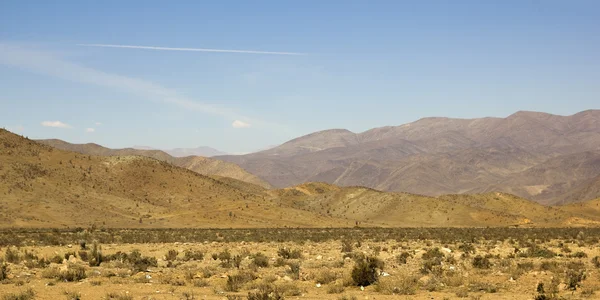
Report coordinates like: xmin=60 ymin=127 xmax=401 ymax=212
xmin=351 ymin=255 xmax=384 ymax=286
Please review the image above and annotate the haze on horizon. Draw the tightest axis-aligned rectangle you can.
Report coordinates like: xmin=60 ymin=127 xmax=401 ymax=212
xmin=1 ymin=1 xmax=599 ymax=153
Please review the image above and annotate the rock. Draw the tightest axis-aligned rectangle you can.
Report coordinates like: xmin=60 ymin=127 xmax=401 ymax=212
xmin=316 ymin=283 xmax=321 ymax=288
xmin=441 ymin=247 xmax=452 ymax=253
xmin=282 ymin=276 xmax=293 ymax=282
xmin=68 ymin=255 xmax=78 ymax=264
xmin=558 ymin=283 xmax=567 ymax=291
xmin=316 ymin=255 xmax=323 ymax=260
xmin=67 ymin=244 xmax=73 ymax=248
xmin=418 ymin=275 xmax=431 ymax=285
xmin=381 ymin=271 xmax=390 ymax=277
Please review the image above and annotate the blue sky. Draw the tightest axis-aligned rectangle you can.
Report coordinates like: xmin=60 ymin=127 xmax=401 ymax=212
xmin=1 ymin=1 xmax=599 ymax=153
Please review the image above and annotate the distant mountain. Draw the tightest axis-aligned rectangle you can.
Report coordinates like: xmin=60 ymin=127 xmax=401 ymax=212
xmin=132 ymin=145 xmax=228 ymax=157
xmin=38 ymin=139 xmax=270 ymax=189
xmin=217 ymin=110 xmax=600 ymax=205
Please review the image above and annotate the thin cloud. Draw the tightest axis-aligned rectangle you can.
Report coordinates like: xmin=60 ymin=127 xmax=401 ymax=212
xmin=232 ymin=120 xmax=251 ymax=128
xmin=77 ymin=44 xmax=307 ymax=56
xmin=0 ymin=43 xmax=289 ymax=132
xmin=86 ymin=128 xmax=95 ymax=133
xmin=95 ymin=122 xmax=102 ymax=126
xmin=41 ymin=121 xmax=71 ymax=128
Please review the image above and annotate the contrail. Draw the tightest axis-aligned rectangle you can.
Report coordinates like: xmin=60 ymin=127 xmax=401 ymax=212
xmin=77 ymin=44 xmax=307 ymax=56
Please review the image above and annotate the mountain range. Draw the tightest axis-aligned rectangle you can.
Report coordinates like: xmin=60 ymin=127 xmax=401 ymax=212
xmin=4 ymin=128 xmax=600 ymax=228
xmin=132 ymin=145 xmax=228 ymax=157
xmin=217 ymin=110 xmax=600 ymax=205
xmin=37 ymin=139 xmax=270 ymax=189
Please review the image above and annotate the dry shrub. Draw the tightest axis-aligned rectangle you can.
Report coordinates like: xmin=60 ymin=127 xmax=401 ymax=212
xmin=314 ymin=269 xmax=337 ymax=284
xmin=327 ymin=284 xmax=345 ymax=294
xmin=374 ymin=275 xmax=418 ymax=295
xmin=2 ymin=288 xmax=35 ymax=300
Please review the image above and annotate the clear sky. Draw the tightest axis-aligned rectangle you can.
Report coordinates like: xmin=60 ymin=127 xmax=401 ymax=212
xmin=1 ymin=1 xmax=599 ymax=153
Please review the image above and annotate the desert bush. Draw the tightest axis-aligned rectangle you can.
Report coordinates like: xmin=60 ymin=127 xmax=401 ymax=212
xmin=472 ymin=255 xmax=491 ymax=269
xmin=420 ymin=257 xmax=443 ymax=275
xmin=59 ymin=264 xmax=87 ymax=282
xmin=251 ymin=252 xmax=269 ymax=268
xmin=341 ymin=239 xmax=353 ymax=253
xmin=422 ymin=248 xmax=444 ymax=260
xmin=277 ymin=282 xmax=303 ymax=296
xmin=327 ymin=284 xmax=345 ymax=294
xmin=566 ymin=269 xmax=586 ymax=290
xmin=314 ymin=269 xmax=337 ymax=284
xmin=374 ymin=275 xmax=417 ymax=295
xmin=2 ymin=288 xmax=35 ymax=300
xmin=5 ymin=247 xmax=20 ymax=263
xmin=78 ymin=250 xmax=89 ymax=261
xmin=104 ymin=250 xmax=156 ymax=273
xmin=351 ymin=255 xmax=384 ymax=286
xmin=218 ymin=249 xmax=232 ymax=268
xmin=521 ymin=245 xmax=556 ymax=258
xmin=458 ymin=243 xmax=476 ymax=255
xmin=286 ymin=261 xmax=300 ymax=280
xmin=396 ymin=251 xmax=411 ymax=264
xmin=232 ymin=254 xmax=243 ymax=268
xmin=517 ymin=261 xmax=534 ymax=272
xmin=165 ymin=249 xmax=178 ymax=261
xmin=277 ymin=248 xmax=302 ymax=259
xmin=105 ymin=292 xmax=133 ymax=300
xmin=183 ymin=249 xmax=204 ymax=261
xmin=225 ymin=271 xmax=257 ymax=292
xmin=247 ymin=283 xmax=284 ymax=300
xmin=468 ymin=280 xmax=498 ymax=293
xmin=64 ymin=290 xmax=81 ymax=300
xmin=592 ymin=256 xmax=600 ymax=268
xmin=193 ymin=278 xmax=209 ymax=287
xmin=0 ymin=263 xmax=8 ymax=281
xmin=540 ymin=261 xmax=560 ymax=272
xmin=569 ymin=251 xmax=587 ymax=258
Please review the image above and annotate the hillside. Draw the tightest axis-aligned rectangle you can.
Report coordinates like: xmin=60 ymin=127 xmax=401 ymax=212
xmin=6 ymin=129 xmax=600 ymax=228
xmin=38 ymin=139 xmax=271 ymax=189
xmin=1 ymin=129 xmax=340 ymax=228
xmin=218 ymin=110 xmax=600 ymax=204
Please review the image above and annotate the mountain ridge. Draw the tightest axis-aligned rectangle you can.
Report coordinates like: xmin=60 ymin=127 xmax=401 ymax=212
xmin=217 ymin=109 xmax=600 ymax=204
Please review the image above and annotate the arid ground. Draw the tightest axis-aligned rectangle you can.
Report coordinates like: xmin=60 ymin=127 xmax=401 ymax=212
xmin=2 ymin=228 xmax=600 ymax=299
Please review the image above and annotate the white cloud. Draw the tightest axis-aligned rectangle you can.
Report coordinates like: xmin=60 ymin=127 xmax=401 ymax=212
xmin=232 ymin=120 xmax=251 ymax=128
xmin=77 ymin=44 xmax=307 ymax=56
xmin=86 ymin=128 xmax=95 ymax=133
xmin=0 ymin=43 xmax=289 ymax=133
xmin=41 ymin=121 xmax=71 ymax=128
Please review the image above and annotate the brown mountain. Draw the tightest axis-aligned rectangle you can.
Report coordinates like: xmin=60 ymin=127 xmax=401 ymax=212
xmin=37 ymin=139 xmax=271 ymax=189
xmin=4 ymin=128 xmax=600 ymax=228
xmin=0 ymin=129 xmax=340 ymax=228
xmin=217 ymin=110 xmax=600 ymax=204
